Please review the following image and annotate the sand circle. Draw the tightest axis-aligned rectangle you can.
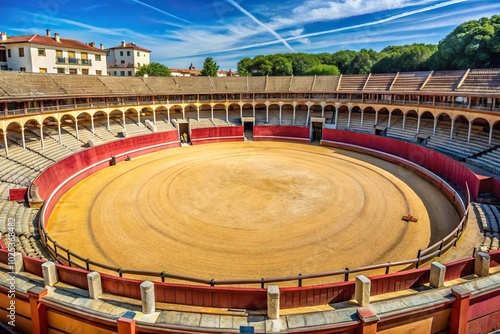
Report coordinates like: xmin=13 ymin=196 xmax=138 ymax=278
xmin=46 ymin=142 xmax=457 ymax=281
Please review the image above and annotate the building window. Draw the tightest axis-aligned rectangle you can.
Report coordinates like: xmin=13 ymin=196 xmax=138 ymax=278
xmin=127 ymin=51 xmax=131 ymax=56
xmin=128 ymin=71 xmax=132 ymax=76
xmin=113 ymin=71 xmax=117 ymax=75
xmin=18 ymin=47 xmax=24 ymax=57
xmin=0 ymin=50 xmax=6 ymax=62
xmin=82 ymin=69 xmax=89 ymax=75
xmin=120 ymin=51 xmax=123 ymax=56
xmin=95 ymin=54 xmax=101 ymax=61
xmin=7 ymin=49 xmax=11 ymax=57
xmin=20 ymin=67 xmax=26 ymax=72
xmin=57 ymin=68 xmax=65 ymax=74
xmin=96 ymin=70 xmax=102 ymax=75
xmin=39 ymin=68 xmax=47 ymax=73
xmin=38 ymin=48 xmax=46 ymax=56
xmin=120 ymin=71 xmax=125 ymax=76
xmin=137 ymin=51 xmax=140 ymax=56
xmin=69 ymin=68 xmax=77 ymax=74
xmin=137 ymin=62 xmax=141 ymax=67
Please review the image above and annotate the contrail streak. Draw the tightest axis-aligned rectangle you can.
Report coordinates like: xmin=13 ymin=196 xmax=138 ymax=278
xmin=131 ymin=0 xmax=191 ymax=24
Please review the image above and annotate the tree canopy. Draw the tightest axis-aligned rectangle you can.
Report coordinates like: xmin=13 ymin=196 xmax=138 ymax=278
xmin=135 ymin=62 xmax=171 ymax=77
xmin=200 ymin=57 xmax=220 ymax=76
xmin=235 ymin=15 xmax=500 ymax=75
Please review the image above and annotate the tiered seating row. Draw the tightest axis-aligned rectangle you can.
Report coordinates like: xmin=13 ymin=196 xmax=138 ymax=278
xmin=472 ymin=203 xmax=500 ymax=252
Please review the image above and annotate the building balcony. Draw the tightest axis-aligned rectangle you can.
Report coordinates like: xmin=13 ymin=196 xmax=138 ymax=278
xmin=55 ymin=57 xmax=92 ymax=66
xmin=108 ymin=63 xmax=136 ymax=68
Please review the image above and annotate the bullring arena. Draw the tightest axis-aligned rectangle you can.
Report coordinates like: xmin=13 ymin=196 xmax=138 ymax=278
xmin=0 ymin=70 xmax=499 ymax=333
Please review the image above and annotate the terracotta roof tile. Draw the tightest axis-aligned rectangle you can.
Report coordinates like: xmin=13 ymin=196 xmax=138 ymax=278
xmin=0 ymin=34 xmax=106 ymax=53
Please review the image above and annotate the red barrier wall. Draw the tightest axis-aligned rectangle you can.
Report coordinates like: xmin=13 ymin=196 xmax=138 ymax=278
xmin=190 ymin=126 xmax=244 ymax=145
xmin=254 ymin=126 xmax=310 ymax=142
xmin=322 ymin=129 xmax=484 ymax=199
xmin=34 ymin=130 xmax=179 ymax=227
xmin=9 ymin=188 xmax=27 ymax=201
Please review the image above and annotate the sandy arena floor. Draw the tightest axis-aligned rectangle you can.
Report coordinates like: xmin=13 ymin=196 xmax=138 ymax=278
xmin=46 ymin=141 xmax=459 ymax=283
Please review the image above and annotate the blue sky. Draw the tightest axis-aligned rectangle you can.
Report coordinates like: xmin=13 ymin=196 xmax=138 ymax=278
xmin=0 ymin=0 xmax=499 ymax=70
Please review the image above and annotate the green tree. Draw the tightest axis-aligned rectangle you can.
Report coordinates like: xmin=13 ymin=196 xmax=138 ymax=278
xmin=372 ymin=44 xmax=437 ymax=73
xmin=135 ymin=62 xmax=171 ymax=76
xmin=427 ymin=15 xmax=500 ymax=69
xmin=305 ymin=64 xmax=340 ymax=75
xmin=250 ymin=55 xmax=273 ymax=76
xmin=237 ymin=57 xmax=253 ymax=76
xmin=270 ymin=56 xmax=293 ymax=76
xmin=347 ymin=49 xmax=377 ymax=74
xmin=200 ymin=57 xmax=219 ymax=76
xmin=331 ymin=50 xmax=357 ymax=74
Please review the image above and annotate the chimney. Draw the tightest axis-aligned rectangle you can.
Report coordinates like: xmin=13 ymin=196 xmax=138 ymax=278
xmin=55 ymin=33 xmax=60 ymax=42
xmin=100 ymin=43 xmax=104 ymax=50
xmin=89 ymin=42 xmax=95 ymax=47
xmin=0 ymin=32 xmax=6 ymax=41
xmin=46 ymin=29 xmax=50 ymax=37
xmin=121 ymin=40 xmax=125 ymax=47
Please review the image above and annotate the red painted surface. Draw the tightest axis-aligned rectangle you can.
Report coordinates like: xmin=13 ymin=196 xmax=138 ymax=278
xmin=370 ymin=267 xmax=430 ymax=296
xmin=490 ymin=250 xmax=500 ymax=267
xmin=468 ymin=288 xmax=500 ymax=321
xmin=444 ymin=257 xmax=475 ymax=281
xmin=22 ymin=256 xmax=44 ymax=277
xmin=55 ymin=264 xmax=89 ymax=290
xmin=253 ymin=125 xmax=310 ymax=141
xmin=190 ymin=126 xmax=244 ymax=145
xmin=322 ymin=129 xmax=484 ymax=199
xmin=280 ymin=281 xmax=355 ymax=308
xmin=9 ymin=188 xmax=27 ymax=201
xmin=493 ymin=178 xmax=500 ymax=198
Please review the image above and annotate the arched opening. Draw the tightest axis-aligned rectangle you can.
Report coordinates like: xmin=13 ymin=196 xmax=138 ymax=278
xmin=419 ymin=111 xmax=435 ymax=135
xmin=4 ymin=122 xmax=23 ymax=154
xmin=336 ymin=105 xmax=349 ymax=128
xmin=241 ymin=103 xmax=254 ymax=118
xmin=228 ymin=103 xmax=241 ymax=125
xmin=362 ymin=107 xmax=377 ymax=130
xmin=255 ymin=103 xmax=267 ymax=125
xmin=294 ymin=103 xmax=309 ymax=126
xmin=109 ymin=110 xmax=125 ymax=136
xmin=212 ymin=103 xmax=227 ymax=126
xmin=453 ymin=115 xmax=470 ymax=141
xmin=389 ymin=109 xmax=403 ymax=128
xmin=404 ymin=110 xmax=419 ymax=132
xmin=470 ymin=117 xmax=491 ymax=145
xmin=60 ymin=114 xmax=84 ymax=148
xmin=268 ymin=103 xmax=280 ymax=125
xmin=324 ymin=105 xmax=335 ymax=124
xmin=154 ymin=106 xmax=174 ymax=132
xmin=282 ymin=104 xmax=294 ymax=125
xmin=23 ymin=119 xmax=42 ymax=150
xmin=349 ymin=106 xmax=362 ymax=129
xmin=184 ymin=104 xmax=198 ymax=120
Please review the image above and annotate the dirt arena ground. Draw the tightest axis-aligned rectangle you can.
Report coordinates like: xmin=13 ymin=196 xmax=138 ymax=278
xmin=47 ymin=141 xmax=460 ymax=284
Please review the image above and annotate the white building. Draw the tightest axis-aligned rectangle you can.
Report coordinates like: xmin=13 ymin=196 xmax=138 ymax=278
xmin=106 ymin=41 xmax=151 ymax=76
xmin=0 ymin=30 xmax=107 ymax=75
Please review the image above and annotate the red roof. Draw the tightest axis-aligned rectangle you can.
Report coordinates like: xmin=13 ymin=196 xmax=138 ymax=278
xmin=0 ymin=34 xmax=106 ymax=53
xmin=106 ymin=43 xmax=151 ymax=53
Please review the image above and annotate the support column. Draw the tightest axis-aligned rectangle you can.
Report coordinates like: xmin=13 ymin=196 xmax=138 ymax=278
xmin=75 ymin=120 xmax=79 ymax=141
xmin=347 ymin=107 xmax=352 ymax=128
xmin=252 ymin=104 xmax=256 ymax=118
xmin=211 ymin=106 xmax=214 ymax=121
xmin=433 ymin=117 xmax=437 ymax=135
xmin=292 ymin=105 xmax=296 ymax=125
xmin=239 ymin=105 xmax=243 ymax=119
xmin=91 ymin=116 xmax=96 ymax=135
xmin=106 ymin=115 xmax=111 ymax=131
xmin=388 ymin=111 xmax=392 ymax=128
xmin=197 ymin=106 xmax=200 ymax=121
xmin=41 ymin=261 xmax=58 ymax=286
xmin=122 ymin=113 xmax=126 ymax=130
xmin=57 ymin=122 xmax=62 ymax=144
xmin=40 ymin=126 xmax=45 ymax=150
xmin=450 ymin=286 xmax=471 ymax=334
xmin=167 ymin=108 xmax=171 ymax=123
xmin=153 ymin=109 xmax=157 ymax=125
xmin=450 ymin=119 xmax=455 ymax=140
xmin=402 ymin=113 xmax=406 ymax=130
xmin=267 ymin=285 xmax=280 ymax=320
xmin=27 ymin=287 xmax=49 ymax=334
xmin=305 ymin=105 xmax=311 ymax=127
xmin=3 ymin=131 xmax=10 ymax=157
xmin=374 ymin=109 xmax=378 ymax=125
xmin=266 ymin=104 xmax=269 ymax=123
xmin=321 ymin=105 xmax=325 ymax=118
xmin=225 ymin=106 xmax=229 ymax=123
xmin=361 ymin=109 xmax=364 ymax=127
xmin=137 ymin=110 xmax=141 ymax=126
xmin=87 ymin=272 xmax=102 ymax=299
xmin=335 ymin=108 xmax=339 ymax=126
xmin=279 ymin=104 xmax=282 ymax=125
xmin=117 ymin=317 xmax=136 ymax=334
xmin=182 ymin=106 xmax=185 ymax=120
xmin=21 ymin=128 xmax=26 ymax=149
xmin=417 ymin=114 xmax=421 ymax=133
xmin=489 ymin=125 xmax=493 ymax=145
xmin=467 ymin=121 xmax=472 ymax=143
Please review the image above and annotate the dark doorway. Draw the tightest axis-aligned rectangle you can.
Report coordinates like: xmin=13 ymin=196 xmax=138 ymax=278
xmin=312 ymin=122 xmax=323 ymax=140
xmin=244 ymin=121 xmax=253 ymax=141
xmin=179 ymin=122 xmax=190 ymax=143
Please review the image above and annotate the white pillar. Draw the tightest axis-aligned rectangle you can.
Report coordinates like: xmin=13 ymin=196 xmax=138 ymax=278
xmin=306 ymin=105 xmax=311 ymax=126
xmin=91 ymin=116 xmax=95 ymax=134
xmin=374 ymin=109 xmax=378 ymax=125
xmin=429 ymin=262 xmax=446 ymax=288
xmin=3 ymin=131 xmax=8 ymax=157
xmin=355 ymin=275 xmax=371 ymax=307
xmin=266 ymin=105 xmax=269 ymax=123
xmin=137 ymin=110 xmax=141 ymax=125
xmin=122 ymin=113 xmax=126 ymax=130
xmin=489 ymin=126 xmax=493 ymax=145
xmin=167 ymin=108 xmax=171 ymax=123
xmin=467 ymin=121 xmax=472 ymax=143
xmin=321 ymin=105 xmax=325 ymax=118
xmin=40 ymin=125 xmax=45 ymax=150
xmin=211 ymin=106 xmax=214 ymax=121
xmin=75 ymin=120 xmax=80 ymax=141
xmin=225 ymin=106 xmax=229 ymax=123
xmin=474 ymin=252 xmax=490 ymax=277
xmin=292 ymin=105 xmax=296 ymax=125
xmin=87 ymin=272 xmax=102 ymax=299
xmin=361 ymin=109 xmax=364 ymax=127
xmin=153 ymin=109 xmax=157 ymax=125
xmin=417 ymin=114 xmax=421 ymax=133
xmin=21 ymin=128 xmax=26 ymax=149
xmin=347 ymin=107 xmax=351 ymax=128
xmin=182 ymin=106 xmax=185 ymax=120
xmin=450 ymin=119 xmax=455 ymax=140
xmin=240 ymin=105 xmax=243 ymax=119
xmin=402 ymin=113 xmax=406 ymax=130
xmin=140 ymin=281 xmax=155 ymax=314
xmin=267 ymin=286 xmax=280 ymax=320
xmin=42 ymin=261 xmax=58 ymax=287
xmin=433 ymin=117 xmax=437 ymax=135
xmin=252 ymin=104 xmax=255 ymax=118
xmin=197 ymin=106 xmax=200 ymax=121
xmin=106 ymin=114 xmax=111 ymax=131
xmin=335 ymin=108 xmax=339 ymax=126
xmin=57 ymin=122 xmax=62 ymax=144
xmin=279 ymin=105 xmax=282 ymax=125
xmin=388 ymin=112 xmax=392 ymax=128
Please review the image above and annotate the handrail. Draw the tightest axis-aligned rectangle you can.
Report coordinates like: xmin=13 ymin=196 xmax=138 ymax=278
xmin=34 ymin=134 xmax=470 ymax=287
